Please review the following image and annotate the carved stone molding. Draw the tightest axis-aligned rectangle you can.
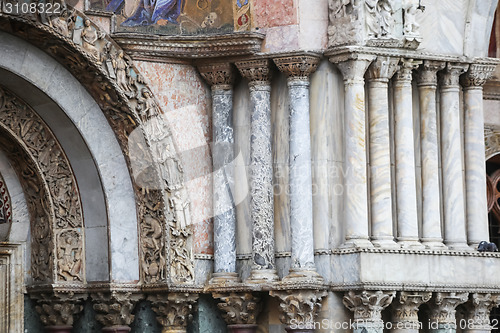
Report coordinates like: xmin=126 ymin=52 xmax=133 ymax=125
xmin=235 ymin=58 xmax=272 ymax=86
xmin=428 ymin=292 xmax=469 ymax=325
xmin=460 ymin=64 xmax=497 ymax=88
xmin=198 ymin=62 xmax=235 ymax=90
xmin=32 ymin=292 xmax=86 ymax=328
xmin=343 ymin=290 xmax=396 ymax=323
xmin=416 ymin=61 xmax=446 ymax=86
xmin=463 ymin=293 xmax=500 ymax=329
xmin=392 ymin=291 xmax=432 ymax=324
xmin=439 ymin=63 xmax=470 ymax=87
xmin=0 ymin=171 xmax=12 ymax=226
xmin=270 ymin=289 xmax=327 ymax=329
xmin=394 ymin=59 xmax=422 ymax=83
xmin=329 ymin=53 xmax=376 ymax=84
xmin=148 ymin=293 xmax=198 ymax=331
xmin=92 ymin=291 xmax=141 ymax=328
xmin=273 ymin=54 xmax=321 ymax=82
xmin=213 ymin=292 xmax=262 ymax=326
xmin=366 ymin=56 xmax=399 ymax=82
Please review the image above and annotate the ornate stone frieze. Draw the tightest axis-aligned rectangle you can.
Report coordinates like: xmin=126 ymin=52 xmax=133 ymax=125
xmin=485 ymin=125 xmax=500 ymax=160
xmin=213 ymin=292 xmax=262 ymax=325
xmin=273 ymin=54 xmax=320 ymax=82
xmin=392 ymin=291 xmax=432 ymax=324
xmin=235 ymin=59 xmax=272 ymax=86
xmin=416 ymin=61 xmax=446 ymax=86
xmin=198 ymin=63 xmax=235 ymax=90
xmin=394 ymin=59 xmax=422 ymax=83
xmin=463 ymin=293 xmax=500 ymax=329
xmin=439 ymin=63 xmax=469 ymax=87
xmin=428 ymin=292 xmax=469 ymax=325
xmin=343 ymin=290 xmax=396 ymax=322
xmin=148 ymin=293 xmax=198 ymax=330
xmin=92 ymin=291 xmax=140 ymax=328
xmin=270 ymin=290 xmax=327 ymax=328
xmin=460 ymin=64 xmax=496 ymax=88
xmin=33 ymin=292 xmax=86 ymax=327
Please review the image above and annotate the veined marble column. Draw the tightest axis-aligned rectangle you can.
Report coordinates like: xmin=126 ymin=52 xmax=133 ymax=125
xmin=463 ymin=294 xmax=500 ymax=333
xmin=439 ymin=63 xmax=469 ymax=250
xmin=343 ymin=290 xmax=395 ymax=333
xmin=330 ymin=54 xmax=376 ymax=248
xmin=198 ymin=63 xmax=238 ymax=283
xmin=235 ymin=59 xmax=278 ymax=282
xmin=461 ymin=64 xmax=496 ymax=248
xmin=366 ymin=57 xmax=399 ymax=248
xmin=274 ymin=54 xmax=322 ymax=280
xmin=416 ymin=61 xmax=447 ymax=249
xmin=392 ymin=292 xmax=432 ymax=333
xmin=428 ymin=292 xmax=468 ymax=333
xmin=393 ymin=59 xmax=423 ymax=248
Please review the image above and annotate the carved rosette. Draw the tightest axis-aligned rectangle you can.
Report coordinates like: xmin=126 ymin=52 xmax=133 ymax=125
xmin=440 ymin=63 xmax=470 ymax=88
xmin=236 ymin=58 xmax=272 ymax=88
xmin=464 ymin=294 xmax=500 ymax=329
xmin=273 ymin=55 xmax=320 ymax=83
xmin=270 ymin=290 xmax=327 ymax=329
xmin=92 ymin=292 xmax=140 ymax=328
xmin=428 ymin=292 xmax=469 ymax=326
xmin=416 ymin=61 xmax=446 ymax=86
xmin=394 ymin=59 xmax=422 ymax=84
xmin=33 ymin=292 xmax=85 ymax=328
xmin=392 ymin=292 xmax=432 ymax=325
xmin=461 ymin=64 xmax=496 ymax=88
xmin=149 ymin=293 xmax=198 ymax=331
xmin=343 ymin=290 xmax=396 ymax=324
xmin=213 ymin=292 xmax=262 ymax=325
xmin=198 ymin=63 xmax=235 ymax=90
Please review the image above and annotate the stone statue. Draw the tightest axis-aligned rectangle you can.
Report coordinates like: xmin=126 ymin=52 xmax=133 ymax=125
xmin=170 ymin=190 xmax=191 ymax=232
xmin=81 ymin=19 xmax=101 ymax=61
xmin=403 ymin=3 xmax=419 ymax=35
xmin=171 ymin=238 xmax=195 ymax=282
xmin=113 ymin=51 xmax=130 ymax=93
xmin=377 ymin=0 xmax=394 ymax=37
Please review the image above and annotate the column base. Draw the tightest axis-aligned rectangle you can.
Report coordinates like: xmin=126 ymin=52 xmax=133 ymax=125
xmin=398 ymin=239 xmax=425 ymax=249
xmin=46 ymin=326 xmax=73 ymax=333
xmin=421 ymin=239 xmax=447 ymax=250
xmin=283 ymin=267 xmax=324 ymax=282
xmin=102 ymin=326 xmax=131 ymax=333
xmin=371 ymin=238 xmax=400 ymax=249
xmin=209 ymin=272 xmax=240 ymax=285
xmin=247 ymin=269 xmax=279 ymax=283
xmin=228 ymin=324 xmax=258 ymax=333
xmin=341 ymin=238 xmax=374 ymax=249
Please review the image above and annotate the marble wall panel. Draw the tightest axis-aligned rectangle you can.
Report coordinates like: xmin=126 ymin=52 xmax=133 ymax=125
xmin=298 ymin=0 xmax=328 ymax=50
xmin=484 ymin=100 xmax=500 ymax=127
xmin=261 ymin=25 xmax=300 ymax=53
xmin=252 ymin=0 xmax=298 ymax=29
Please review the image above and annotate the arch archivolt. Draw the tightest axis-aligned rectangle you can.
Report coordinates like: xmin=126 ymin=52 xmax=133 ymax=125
xmin=0 ymin=1 xmax=194 ymax=285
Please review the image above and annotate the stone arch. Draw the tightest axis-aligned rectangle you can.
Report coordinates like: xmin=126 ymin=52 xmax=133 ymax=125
xmin=0 ymin=3 xmax=195 ymax=285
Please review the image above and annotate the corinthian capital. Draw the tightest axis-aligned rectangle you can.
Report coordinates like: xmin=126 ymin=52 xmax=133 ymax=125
xmin=463 ymin=293 xmax=500 ymax=330
xmin=460 ymin=64 xmax=496 ymax=88
xmin=428 ymin=292 xmax=469 ymax=325
xmin=439 ymin=63 xmax=469 ymax=87
xmin=343 ymin=290 xmax=396 ymax=323
xmin=394 ymin=59 xmax=422 ymax=83
xmin=330 ymin=53 xmax=376 ymax=84
xmin=273 ymin=54 xmax=320 ymax=81
xmin=366 ymin=57 xmax=399 ymax=82
xmin=270 ymin=289 xmax=327 ymax=328
xmin=92 ymin=291 xmax=140 ymax=328
xmin=148 ymin=292 xmax=198 ymax=330
xmin=235 ymin=59 xmax=272 ymax=85
xmin=416 ymin=61 xmax=446 ymax=86
xmin=392 ymin=292 xmax=432 ymax=324
xmin=198 ymin=63 xmax=235 ymax=89
xmin=213 ymin=292 xmax=262 ymax=325
xmin=33 ymin=292 xmax=86 ymax=328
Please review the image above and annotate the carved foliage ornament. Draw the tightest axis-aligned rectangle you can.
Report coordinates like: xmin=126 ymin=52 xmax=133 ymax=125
xmin=271 ymin=290 xmax=327 ymax=327
xmin=273 ymin=55 xmax=320 ymax=81
xmin=213 ymin=292 xmax=262 ymax=325
xmin=235 ymin=59 xmax=272 ymax=85
xmin=343 ymin=290 xmax=396 ymax=322
xmin=34 ymin=293 xmax=85 ymax=327
xmin=92 ymin=292 xmax=138 ymax=327
xmin=416 ymin=61 xmax=446 ymax=86
xmin=460 ymin=64 xmax=496 ymax=88
xmin=429 ymin=292 xmax=469 ymax=324
xmin=198 ymin=63 xmax=235 ymax=89
xmin=464 ymin=293 xmax=500 ymax=329
xmin=0 ymin=172 xmax=12 ymax=225
xmin=149 ymin=293 xmax=198 ymax=329
xmin=392 ymin=291 xmax=432 ymax=323
xmin=439 ymin=63 xmax=469 ymax=87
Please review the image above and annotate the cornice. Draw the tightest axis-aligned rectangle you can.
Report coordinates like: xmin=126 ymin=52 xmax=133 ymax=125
xmin=329 ymin=282 xmax=500 ymax=294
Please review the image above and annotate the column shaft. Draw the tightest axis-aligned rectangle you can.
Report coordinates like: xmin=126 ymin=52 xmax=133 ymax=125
xmin=439 ymin=63 xmax=469 ymax=250
xmin=393 ymin=59 xmax=422 ymax=247
xmin=417 ymin=61 xmax=446 ymax=248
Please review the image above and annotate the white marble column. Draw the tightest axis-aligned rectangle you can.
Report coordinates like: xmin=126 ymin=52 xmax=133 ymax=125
xmin=366 ymin=57 xmax=399 ymax=248
xmin=416 ymin=61 xmax=447 ymax=249
xmin=461 ymin=64 xmax=496 ymax=249
xmin=330 ymin=54 xmax=375 ymax=248
xmin=198 ymin=63 xmax=238 ymax=283
xmin=274 ymin=54 xmax=322 ymax=280
xmin=235 ymin=59 xmax=278 ymax=282
xmin=393 ymin=59 xmax=423 ymax=248
xmin=439 ymin=63 xmax=469 ymax=250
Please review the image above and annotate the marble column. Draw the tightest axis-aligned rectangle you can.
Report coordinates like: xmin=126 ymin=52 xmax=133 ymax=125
xmin=461 ymin=64 xmax=496 ymax=248
xmin=463 ymin=294 xmax=500 ymax=333
xmin=343 ymin=290 xmax=395 ymax=333
xmin=428 ymin=292 xmax=468 ymax=333
xmin=439 ymin=63 xmax=469 ymax=250
xmin=198 ymin=63 xmax=238 ymax=283
xmin=213 ymin=292 xmax=262 ymax=333
xmin=392 ymin=292 xmax=432 ymax=333
xmin=393 ymin=59 xmax=423 ymax=248
xmin=149 ymin=293 xmax=198 ymax=333
xmin=416 ymin=61 xmax=447 ymax=249
xmin=330 ymin=53 xmax=376 ymax=248
xmin=366 ymin=56 xmax=399 ymax=248
xmin=93 ymin=291 xmax=140 ymax=333
xmin=33 ymin=293 xmax=86 ymax=333
xmin=274 ymin=54 xmax=322 ymax=279
xmin=234 ymin=58 xmax=277 ymax=282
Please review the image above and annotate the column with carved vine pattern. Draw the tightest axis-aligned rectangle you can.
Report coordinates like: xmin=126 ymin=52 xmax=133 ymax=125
xmin=439 ymin=63 xmax=470 ymax=250
xmin=461 ymin=64 xmax=497 ymax=249
xmin=198 ymin=63 xmax=239 ymax=283
xmin=329 ymin=53 xmax=375 ymax=248
xmin=32 ymin=291 xmax=86 ymax=333
xmin=462 ymin=293 xmax=500 ymax=333
xmin=343 ymin=290 xmax=396 ymax=333
xmin=416 ymin=61 xmax=447 ymax=249
xmin=428 ymin=292 xmax=469 ymax=333
xmin=235 ymin=57 xmax=278 ymax=282
xmin=213 ymin=292 xmax=262 ymax=333
xmin=92 ymin=291 xmax=141 ymax=333
xmin=392 ymin=292 xmax=432 ymax=333
xmin=148 ymin=293 xmax=198 ymax=333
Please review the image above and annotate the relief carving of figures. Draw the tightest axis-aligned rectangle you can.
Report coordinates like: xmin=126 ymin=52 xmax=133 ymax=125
xmin=365 ymin=0 xmax=394 ymax=38
xmin=169 ymin=190 xmax=191 ymax=235
xmin=81 ymin=19 xmax=102 ymax=61
xmin=403 ymin=2 xmax=419 ymax=36
xmin=170 ymin=237 xmax=195 ymax=283
xmin=57 ymin=230 xmax=83 ymax=282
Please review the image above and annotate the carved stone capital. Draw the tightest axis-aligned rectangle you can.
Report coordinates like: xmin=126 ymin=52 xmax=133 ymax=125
xmin=330 ymin=54 xmax=376 ymax=84
xmin=460 ymin=64 xmax=496 ymax=88
xmin=366 ymin=57 xmax=399 ymax=83
xmin=148 ymin=293 xmax=198 ymax=330
xmin=343 ymin=290 xmax=396 ymax=323
xmin=32 ymin=292 xmax=86 ymax=327
xmin=428 ymin=292 xmax=469 ymax=325
xmin=463 ymin=293 xmax=500 ymax=329
xmin=273 ymin=55 xmax=320 ymax=82
xmin=392 ymin=292 xmax=432 ymax=324
xmin=394 ymin=59 xmax=422 ymax=83
xmin=235 ymin=59 xmax=272 ymax=86
xmin=439 ymin=63 xmax=469 ymax=88
xmin=270 ymin=289 xmax=327 ymax=328
xmin=416 ymin=61 xmax=446 ymax=86
xmin=92 ymin=291 xmax=141 ymax=328
xmin=213 ymin=292 xmax=262 ymax=325
xmin=198 ymin=63 xmax=235 ymax=90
